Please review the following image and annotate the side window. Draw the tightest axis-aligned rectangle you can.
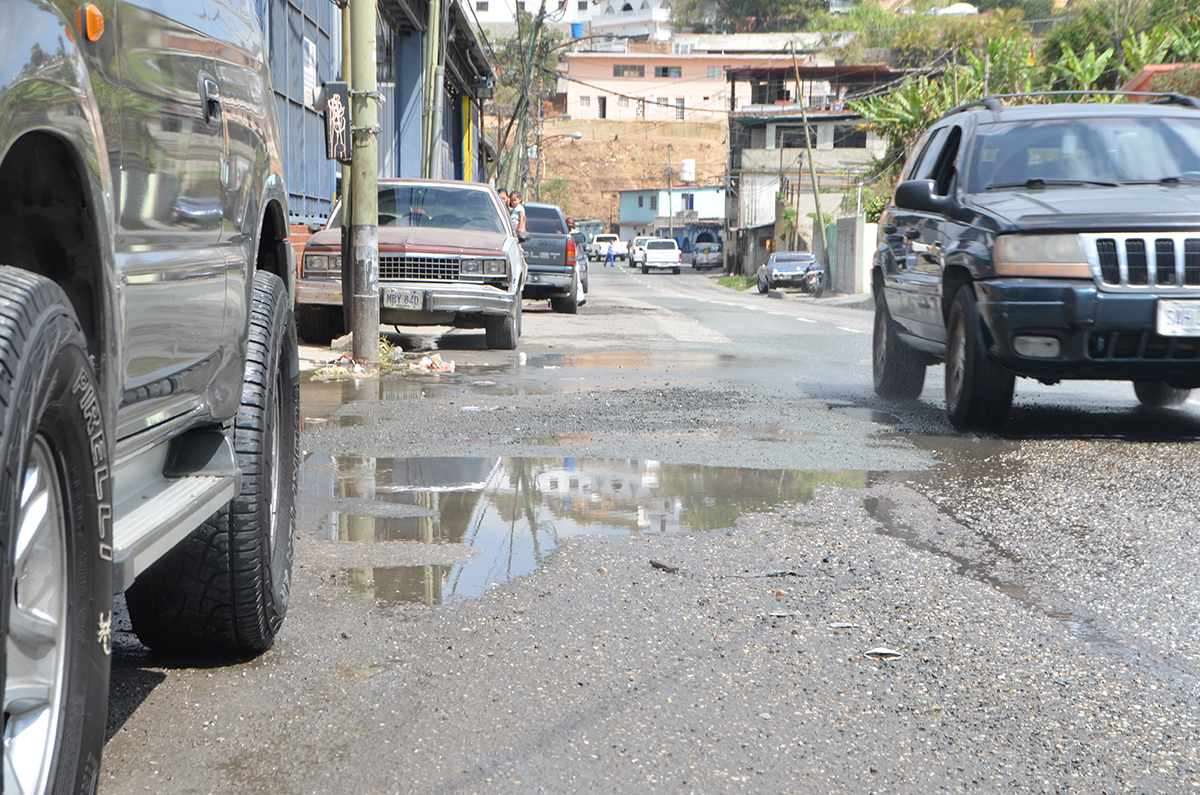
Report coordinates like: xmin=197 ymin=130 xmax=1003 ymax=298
xmin=904 ymin=128 xmax=948 ymax=183
xmin=929 ymin=126 xmax=963 ymax=196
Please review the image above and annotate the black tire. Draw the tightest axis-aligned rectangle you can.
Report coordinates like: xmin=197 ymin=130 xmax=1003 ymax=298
xmin=0 ymin=268 xmax=111 ymax=795
xmin=485 ymin=298 xmax=520 ymax=349
xmin=672 ymin=267 xmax=681 ymax=275
xmin=1133 ymin=380 xmax=1191 ymax=407
xmin=641 ymin=264 xmax=649 ymax=275
xmin=296 ymin=304 xmax=344 ymax=346
xmin=758 ymin=276 xmax=769 ymax=294
xmin=873 ymin=295 xmax=926 ymax=399
xmin=550 ymin=271 xmax=580 ymax=314
xmin=945 ymin=285 xmax=1015 ymax=432
xmin=127 ymin=271 xmax=299 ymax=654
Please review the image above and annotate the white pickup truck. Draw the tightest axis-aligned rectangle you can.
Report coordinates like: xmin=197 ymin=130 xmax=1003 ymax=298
xmin=642 ymin=238 xmax=682 ymax=274
xmin=589 ymin=233 xmax=629 ymax=262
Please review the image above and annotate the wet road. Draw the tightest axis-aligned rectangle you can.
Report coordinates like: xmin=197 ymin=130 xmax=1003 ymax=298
xmin=102 ymin=268 xmax=1200 ymax=793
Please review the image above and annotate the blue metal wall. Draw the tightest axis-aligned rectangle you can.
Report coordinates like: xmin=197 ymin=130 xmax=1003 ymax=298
xmin=256 ymin=0 xmax=339 ymax=225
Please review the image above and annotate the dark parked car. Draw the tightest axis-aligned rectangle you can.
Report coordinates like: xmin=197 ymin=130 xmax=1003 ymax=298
xmin=758 ymin=251 xmax=824 ymax=296
xmin=872 ymin=94 xmax=1200 ymax=431
xmin=2 ymin=2 xmax=297 ymax=790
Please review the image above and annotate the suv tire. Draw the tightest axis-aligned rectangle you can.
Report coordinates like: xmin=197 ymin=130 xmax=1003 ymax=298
xmin=873 ymin=294 xmax=926 ymax=399
xmin=945 ymin=285 xmax=1014 ymax=432
xmin=1133 ymin=380 xmax=1191 ymax=408
xmin=0 ymin=268 xmax=111 ymax=795
xmin=126 ymin=271 xmax=299 ymax=654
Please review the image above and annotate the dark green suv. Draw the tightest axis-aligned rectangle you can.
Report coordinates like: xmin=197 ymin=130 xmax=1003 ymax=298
xmin=872 ymin=95 xmax=1200 ymax=431
xmin=1 ymin=2 xmax=296 ymax=792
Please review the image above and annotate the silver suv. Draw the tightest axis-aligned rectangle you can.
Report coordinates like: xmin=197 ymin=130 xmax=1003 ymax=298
xmin=2 ymin=3 xmax=296 ymax=792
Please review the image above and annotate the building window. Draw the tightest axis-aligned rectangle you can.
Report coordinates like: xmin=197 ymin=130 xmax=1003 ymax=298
xmin=658 ymin=98 xmax=669 ymax=107
xmin=621 ymin=2 xmax=633 ymax=10
xmin=833 ymin=124 xmax=868 ymax=149
xmin=675 ymin=98 xmax=684 ymax=119
xmin=613 ymin=64 xmax=645 ymax=78
xmin=476 ymin=0 xmax=488 ymax=9
xmin=655 ymin=66 xmax=682 ymax=78
xmin=682 ymin=193 xmax=694 ymax=210
xmin=776 ymin=125 xmax=814 ymax=149
xmin=597 ymin=96 xmax=607 ymax=119
xmin=580 ymin=96 xmax=590 ymax=107
xmin=517 ymin=0 xmax=525 ymax=8
xmin=638 ymin=196 xmax=644 ymax=207
xmin=673 ymin=42 xmax=692 ymax=54
xmin=635 ymin=99 xmax=645 ymax=117
xmin=707 ymin=66 xmax=721 ymax=79
xmin=618 ymin=96 xmax=629 ymax=107
xmin=578 ymin=0 xmax=587 ymax=7
xmin=649 ymin=195 xmax=658 ymax=211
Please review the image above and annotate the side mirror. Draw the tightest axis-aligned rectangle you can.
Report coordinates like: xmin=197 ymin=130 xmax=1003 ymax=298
xmin=894 ymin=179 xmax=955 ymax=215
xmin=518 ymin=231 xmax=531 ymax=243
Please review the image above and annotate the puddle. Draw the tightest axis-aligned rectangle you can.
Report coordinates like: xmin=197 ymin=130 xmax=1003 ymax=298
xmin=298 ymin=454 xmax=866 ymax=606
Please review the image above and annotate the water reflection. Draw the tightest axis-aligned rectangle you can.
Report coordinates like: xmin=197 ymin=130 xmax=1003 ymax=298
xmin=298 ymin=455 xmax=866 ymax=606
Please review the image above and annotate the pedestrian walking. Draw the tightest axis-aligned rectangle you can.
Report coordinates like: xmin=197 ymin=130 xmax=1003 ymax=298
xmin=605 ymin=241 xmax=615 ymax=267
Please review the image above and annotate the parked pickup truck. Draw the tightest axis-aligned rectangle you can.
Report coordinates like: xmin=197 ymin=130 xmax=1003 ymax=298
xmin=521 ymin=202 xmax=587 ymax=313
xmin=589 ymin=233 xmax=628 ymax=262
xmin=630 ymin=235 xmax=653 ymax=268
xmin=643 ymin=238 xmax=683 ymax=274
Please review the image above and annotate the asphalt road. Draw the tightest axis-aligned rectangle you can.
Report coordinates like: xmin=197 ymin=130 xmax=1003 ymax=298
xmin=101 ymin=267 xmax=1200 ymax=793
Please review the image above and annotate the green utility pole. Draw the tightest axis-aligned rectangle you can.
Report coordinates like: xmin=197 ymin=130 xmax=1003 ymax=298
xmin=790 ymin=44 xmax=831 ymax=285
xmin=350 ymin=0 xmax=379 ymax=363
xmin=340 ymin=0 xmax=353 ymax=334
xmin=502 ymin=0 xmax=547 ymax=192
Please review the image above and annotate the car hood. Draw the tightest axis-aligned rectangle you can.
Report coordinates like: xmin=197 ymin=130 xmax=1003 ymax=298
xmin=306 ymin=226 xmax=510 ymax=254
xmin=967 ymin=185 xmax=1200 ymax=233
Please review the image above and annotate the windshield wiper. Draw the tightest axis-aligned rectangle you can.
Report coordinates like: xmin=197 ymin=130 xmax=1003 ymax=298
xmin=985 ymin=178 xmax=1119 ymax=190
xmin=1156 ymin=174 xmax=1200 ymax=185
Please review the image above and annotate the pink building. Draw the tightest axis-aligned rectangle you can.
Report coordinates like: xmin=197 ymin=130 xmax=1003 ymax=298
xmin=562 ymin=42 xmax=825 ymax=122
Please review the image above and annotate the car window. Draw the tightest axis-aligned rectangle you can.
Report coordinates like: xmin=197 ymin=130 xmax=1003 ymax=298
xmin=647 ymin=240 xmax=676 ymax=249
xmin=907 ymin=127 xmax=949 ymax=182
xmin=929 ymin=126 xmax=963 ymax=196
xmin=525 ymin=206 xmax=565 ymax=233
xmin=326 ymin=185 xmax=506 ymax=233
xmin=965 ymin=116 xmax=1200 ymax=193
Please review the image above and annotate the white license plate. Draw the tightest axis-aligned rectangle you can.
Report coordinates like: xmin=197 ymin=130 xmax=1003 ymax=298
xmin=383 ymin=287 xmax=424 ymax=310
xmin=1157 ymin=299 xmax=1200 ymax=336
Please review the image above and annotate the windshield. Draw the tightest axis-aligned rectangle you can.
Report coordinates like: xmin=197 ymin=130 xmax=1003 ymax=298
xmin=525 ymin=206 xmax=565 ymax=234
xmin=965 ymin=116 xmax=1200 ymax=193
xmin=327 ymin=185 xmax=507 ymax=233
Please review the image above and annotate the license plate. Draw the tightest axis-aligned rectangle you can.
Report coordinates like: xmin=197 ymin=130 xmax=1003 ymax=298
xmin=383 ymin=287 xmax=424 ymax=310
xmin=1157 ymin=299 xmax=1200 ymax=336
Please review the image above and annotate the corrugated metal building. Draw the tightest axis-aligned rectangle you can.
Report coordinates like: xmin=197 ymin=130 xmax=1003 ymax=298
xmin=254 ymin=0 xmax=494 ymax=228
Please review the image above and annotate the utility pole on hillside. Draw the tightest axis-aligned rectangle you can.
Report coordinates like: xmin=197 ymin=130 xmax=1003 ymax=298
xmin=791 ymin=43 xmax=831 ymax=285
xmin=667 ymin=143 xmax=674 ymax=240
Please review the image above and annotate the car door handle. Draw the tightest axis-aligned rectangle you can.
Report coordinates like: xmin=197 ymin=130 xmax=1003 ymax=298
xmin=200 ymin=75 xmax=221 ymax=124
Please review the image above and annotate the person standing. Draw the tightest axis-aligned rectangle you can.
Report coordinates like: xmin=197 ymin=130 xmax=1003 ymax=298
xmin=508 ymin=191 xmax=527 ymax=234
xmin=605 ymin=240 xmax=615 ymax=267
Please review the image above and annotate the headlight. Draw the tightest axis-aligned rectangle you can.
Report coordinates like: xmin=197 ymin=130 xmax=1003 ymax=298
xmin=461 ymin=258 xmax=482 ymax=274
xmin=303 ymin=254 xmax=341 ymax=276
xmin=484 ymin=259 xmax=507 ymax=275
xmin=994 ymin=234 xmax=1091 ymax=278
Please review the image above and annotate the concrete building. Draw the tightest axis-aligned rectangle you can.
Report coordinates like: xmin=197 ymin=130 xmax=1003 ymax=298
xmin=559 ymin=33 xmax=845 ymax=122
xmin=618 ymin=186 xmax=725 ymax=254
xmin=725 ymin=63 xmax=904 ymax=278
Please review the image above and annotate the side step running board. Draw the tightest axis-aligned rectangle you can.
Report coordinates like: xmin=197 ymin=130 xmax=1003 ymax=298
xmin=111 ymin=430 xmax=240 ymax=594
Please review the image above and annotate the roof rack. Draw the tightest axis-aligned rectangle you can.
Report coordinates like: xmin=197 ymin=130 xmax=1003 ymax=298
xmin=942 ymin=90 xmax=1200 ymax=118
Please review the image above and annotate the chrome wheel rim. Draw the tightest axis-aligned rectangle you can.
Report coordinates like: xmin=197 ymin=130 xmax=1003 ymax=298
xmin=4 ymin=435 xmax=69 ymax=795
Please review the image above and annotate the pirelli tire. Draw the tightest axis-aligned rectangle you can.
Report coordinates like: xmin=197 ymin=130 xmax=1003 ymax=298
xmin=0 ymin=267 xmax=112 ymax=795
xmin=126 ymin=270 xmax=299 ymax=655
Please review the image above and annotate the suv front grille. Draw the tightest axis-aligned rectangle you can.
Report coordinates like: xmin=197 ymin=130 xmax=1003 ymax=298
xmin=379 ymin=255 xmax=460 ymax=281
xmin=1083 ymin=233 xmax=1200 ymax=291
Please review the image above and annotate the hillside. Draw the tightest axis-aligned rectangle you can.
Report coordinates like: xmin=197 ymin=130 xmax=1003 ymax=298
xmin=533 ymin=119 xmax=729 ymax=226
